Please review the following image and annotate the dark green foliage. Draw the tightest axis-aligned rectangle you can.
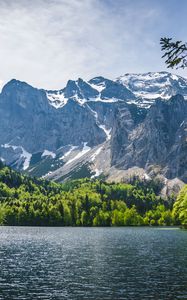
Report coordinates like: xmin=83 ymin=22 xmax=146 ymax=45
xmin=173 ymin=185 xmax=187 ymax=227
xmin=160 ymin=37 xmax=187 ymax=69
xmin=0 ymin=159 xmax=4 ymax=170
xmin=0 ymin=165 xmax=182 ymax=226
xmin=29 ymin=152 xmax=43 ymax=165
xmin=28 ymin=156 xmax=64 ymax=177
xmin=56 ymin=163 xmax=93 ymax=182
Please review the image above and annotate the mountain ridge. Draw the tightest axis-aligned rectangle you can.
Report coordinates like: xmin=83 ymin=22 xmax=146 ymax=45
xmin=0 ymin=71 xmax=186 ymax=192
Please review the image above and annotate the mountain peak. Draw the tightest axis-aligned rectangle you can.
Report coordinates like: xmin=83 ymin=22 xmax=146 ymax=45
xmin=0 ymin=72 xmax=187 ymax=184
xmin=89 ymin=76 xmax=108 ymax=84
xmin=116 ymin=71 xmax=187 ymax=106
xmin=1 ymin=79 xmax=35 ymax=94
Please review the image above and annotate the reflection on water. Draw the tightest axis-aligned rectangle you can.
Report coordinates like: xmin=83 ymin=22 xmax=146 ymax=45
xmin=0 ymin=227 xmax=187 ymax=299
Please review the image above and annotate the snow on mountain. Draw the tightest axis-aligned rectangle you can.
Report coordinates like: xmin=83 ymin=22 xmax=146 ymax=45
xmin=87 ymin=105 xmax=112 ymax=141
xmin=0 ymin=80 xmax=4 ymax=92
xmin=98 ymin=124 xmax=111 ymax=141
xmin=116 ymin=71 xmax=187 ymax=107
xmin=1 ymin=71 xmax=187 ymax=184
xmin=89 ymin=82 xmax=105 ymax=93
xmin=90 ymin=146 xmax=103 ymax=162
xmin=42 ymin=150 xmax=56 ymax=159
xmin=59 ymin=146 xmax=78 ymax=161
xmin=66 ymin=142 xmax=91 ymax=165
xmin=46 ymin=91 xmax=68 ymax=109
xmin=91 ymin=168 xmax=103 ymax=178
xmin=45 ymin=76 xmax=135 ymax=108
xmin=45 ymin=72 xmax=187 ymax=110
xmin=2 ymin=143 xmax=32 ymax=170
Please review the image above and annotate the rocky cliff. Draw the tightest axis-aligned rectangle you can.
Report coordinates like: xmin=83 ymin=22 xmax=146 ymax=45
xmin=0 ymin=72 xmax=186 ymax=187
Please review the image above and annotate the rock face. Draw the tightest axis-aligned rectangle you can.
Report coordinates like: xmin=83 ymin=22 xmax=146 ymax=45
xmin=0 ymin=72 xmax=186 ymax=184
xmin=111 ymin=95 xmax=187 ymax=182
xmin=0 ymin=80 xmax=106 ymax=151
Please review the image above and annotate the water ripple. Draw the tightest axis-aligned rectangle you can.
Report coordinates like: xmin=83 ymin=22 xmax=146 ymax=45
xmin=0 ymin=227 xmax=186 ymax=299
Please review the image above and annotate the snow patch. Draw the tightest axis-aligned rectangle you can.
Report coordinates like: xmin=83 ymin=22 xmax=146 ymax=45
xmin=144 ymin=173 xmax=151 ymax=180
xmin=98 ymin=124 xmax=111 ymax=140
xmin=89 ymin=82 xmax=106 ymax=92
xmin=89 ymin=97 xmax=119 ymax=103
xmin=134 ymin=92 xmax=168 ymax=100
xmin=42 ymin=171 xmax=52 ymax=178
xmin=171 ymin=74 xmax=179 ymax=81
xmin=90 ymin=146 xmax=103 ymax=162
xmin=21 ymin=148 xmax=32 ymax=170
xmin=87 ymin=105 xmax=112 ymax=140
xmin=91 ymin=168 xmax=103 ymax=178
xmin=66 ymin=143 xmax=91 ymax=165
xmin=59 ymin=146 xmax=78 ymax=160
xmin=46 ymin=91 xmax=68 ymax=109
xmin=0 ymin=80 xmax=4 ymax=92
xmin=42 ymin=150 xmax=56 ymax=159
xmin=73 ymin=94 xmax=86 ymax=106
xmin=2 ymin=144 xmax=32 ymax=170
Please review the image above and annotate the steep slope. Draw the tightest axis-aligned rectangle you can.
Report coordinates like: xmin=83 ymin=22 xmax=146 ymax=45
xmin=0 ymin=72 xmax=186 ymax=186
xmin=0 ymin=79 xmax=108 ymax=171
xmin=0 ymin=76 xmax=138 ymax=177
xmin=111 ymin=95 xmax=187 ymax=182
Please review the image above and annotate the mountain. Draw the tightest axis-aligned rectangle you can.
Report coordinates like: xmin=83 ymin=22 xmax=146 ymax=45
xmin=0 ymin=72 xmax=186 ymax=192
xmin=116 ymin=71 xmax=187 ymax=107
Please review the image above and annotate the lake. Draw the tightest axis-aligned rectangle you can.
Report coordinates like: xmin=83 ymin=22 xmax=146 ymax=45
xmin=0 ymin=227 xmax=187 ymax=299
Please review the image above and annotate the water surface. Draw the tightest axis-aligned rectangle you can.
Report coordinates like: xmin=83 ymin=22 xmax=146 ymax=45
xmin=0 ymin=227 xmax=187 ymax=299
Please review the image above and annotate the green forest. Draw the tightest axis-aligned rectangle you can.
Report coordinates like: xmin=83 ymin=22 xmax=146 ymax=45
xmin=0 ymin=161 xmax=186 ymax=227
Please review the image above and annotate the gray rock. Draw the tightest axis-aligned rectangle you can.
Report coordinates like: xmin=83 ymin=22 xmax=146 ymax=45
xmin=0 ymin=72 xmax=186 ymax=185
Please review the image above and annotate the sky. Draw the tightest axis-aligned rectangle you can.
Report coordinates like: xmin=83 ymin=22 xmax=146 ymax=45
xmin=0 ymin=0 xmax=187 ymax=89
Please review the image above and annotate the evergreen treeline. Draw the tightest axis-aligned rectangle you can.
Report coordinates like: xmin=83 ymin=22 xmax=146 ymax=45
xmin=0 ymin=162 xmax=186 ymax=226
xmin=173 ymin=185 xmax=187 ymax=228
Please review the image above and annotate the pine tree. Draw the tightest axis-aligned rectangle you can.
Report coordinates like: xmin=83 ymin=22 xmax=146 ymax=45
xmin=160 ymin=37 xmax=187 ymax=69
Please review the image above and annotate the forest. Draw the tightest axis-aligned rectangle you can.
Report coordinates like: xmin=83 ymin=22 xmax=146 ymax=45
xmin=0 ymin=161 xmax=186 ymax=227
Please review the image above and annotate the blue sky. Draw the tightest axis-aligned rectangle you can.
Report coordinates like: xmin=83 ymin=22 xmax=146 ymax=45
xmin=0 ymin=0 xmax=186 ymax=89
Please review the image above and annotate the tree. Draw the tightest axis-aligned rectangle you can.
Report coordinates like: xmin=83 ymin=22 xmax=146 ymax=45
xmin=173 ymin=185 xmax=187 ymax=227
xmin=0 ymin=204 xmax=6 ymax=225
xmin=0 ymin=160 xmax=4 ymax=170
xmin=124 ymin=205 xmax=144 ymax=226
xmin=0 ymin=164 xmax=177 ymax=226
xmin=160 ymin=37 xmax=187 ymax=69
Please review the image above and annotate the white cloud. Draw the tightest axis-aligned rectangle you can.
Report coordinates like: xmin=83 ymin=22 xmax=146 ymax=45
xmin=0 ymin=0 xmax=186 ymax=89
